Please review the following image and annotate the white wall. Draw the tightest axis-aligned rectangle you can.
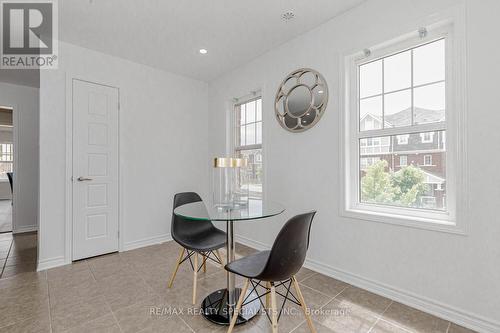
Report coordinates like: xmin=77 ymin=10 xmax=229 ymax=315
xmin=0 ymin=82 xmax=39 ymax=232
xmin=208 ymin=0 xmax=500 ymax=331
xmin=39 ymin=42 xmax=209 ymax=268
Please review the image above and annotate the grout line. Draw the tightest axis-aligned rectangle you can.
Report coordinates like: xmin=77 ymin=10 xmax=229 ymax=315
xmin=0 ymin=236 xmax=13 ymax=278
xmin=178 ymin=315 xmax=196 ymax=333
xmin=46 ymin=270 xmax=54 ymax=333
xmin=367 ymin=300 xmax=393 ymax=333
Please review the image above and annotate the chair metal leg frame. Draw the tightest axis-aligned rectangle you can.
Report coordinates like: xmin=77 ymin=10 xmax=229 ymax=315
xmin=225 ymin=276 xmax=315 ymax=333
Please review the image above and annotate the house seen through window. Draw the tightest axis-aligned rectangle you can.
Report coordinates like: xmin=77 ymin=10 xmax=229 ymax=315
xmin=357 ymin=38 xmax=446 ymax=211
xmin=235 ymin=97 xmax=263 ymax=199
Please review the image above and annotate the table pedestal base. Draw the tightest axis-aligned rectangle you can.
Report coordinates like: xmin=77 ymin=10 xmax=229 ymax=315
xmin=201 ymin=288 xmax=261 ymax=325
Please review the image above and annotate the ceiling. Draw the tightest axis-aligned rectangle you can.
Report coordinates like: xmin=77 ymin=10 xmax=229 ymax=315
xmin=59 ymin=0 xmax=365 ymax=82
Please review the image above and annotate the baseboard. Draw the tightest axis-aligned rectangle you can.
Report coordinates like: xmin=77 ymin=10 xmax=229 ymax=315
xmin=12 ymin=225 xmax=37 ymax=234
xmin=122 ymin=233 xmax=172 ymax=251
xmin=37 ymin=256 xmax=65 ymax=271
xmin=235 ymin=235 xmax=499 ymax=333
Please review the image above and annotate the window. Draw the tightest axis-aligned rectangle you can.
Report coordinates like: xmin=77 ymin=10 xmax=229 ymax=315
xmin=399 ymin=155 xmax=407 ymax=166
xmin=235 ymin=97 xmax=263 ymax=199
xmin=397 ymin=134 xmax=409 ymax=145
xmin=0 ymin=143 xmax=13 ymax=179
xmin=420 ymin=132 xmax=435 ymax=143
xmin=342 ymin=20 xmax=467 ymax=231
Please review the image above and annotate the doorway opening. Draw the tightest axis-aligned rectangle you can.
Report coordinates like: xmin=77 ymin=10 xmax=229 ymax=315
xmin=0 ymin=107 xmax=13 ymax=234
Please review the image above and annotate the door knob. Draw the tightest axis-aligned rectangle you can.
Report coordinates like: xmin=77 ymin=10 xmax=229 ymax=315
xmin=77 ymin=177 xmax=93 ymax=182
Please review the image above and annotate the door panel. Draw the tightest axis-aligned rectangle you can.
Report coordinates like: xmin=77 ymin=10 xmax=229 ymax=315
xmin=72 ymin=79 xmax=119 ymax=260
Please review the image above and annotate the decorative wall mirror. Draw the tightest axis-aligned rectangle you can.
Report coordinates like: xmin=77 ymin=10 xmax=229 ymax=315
xmin=274 ymin=68 xmax=329 ymax=132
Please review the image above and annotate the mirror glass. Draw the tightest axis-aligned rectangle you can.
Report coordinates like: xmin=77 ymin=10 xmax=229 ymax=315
xmin=275 ymin=68 xmax=329 ymax=132
xmin=287 ymin=85 xmax=311 ymax=117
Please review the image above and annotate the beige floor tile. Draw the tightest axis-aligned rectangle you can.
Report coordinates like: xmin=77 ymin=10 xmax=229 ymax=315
xmin=1 ymin=262 xmax=37 ymax=278
xmin=380 ymin=302 xmax=449 ymax=333
xmin=88 ymin=252 xmax=133 ymax=281
xmin=50 ymin=295 xmax=111 ymax=332
xmin=293 ymin=320 xmax=336 ymax=333
xmin=49 ymin=277 xmax=102 ymax=309
xmin=369 ymin=319 xmax=408 ymax=332
xmin=113 ymin=296 xmax=171 ymax=333
xmin=98 ymin=271 xmax=157 ymax=311
xmin=0 ymin=297 xmax=49 ymax=328
xmin=0 ymin=312 xmax=51 ymax=333
xmin=0 ymin=278 xmax=48 ymax=304
xmin=63 ymin=313 xmax=121 ymax=333
xmin=300 ymin=273 xmax=349 ymax=298
xmin=447 ymin=323 xmax=478 ymax=333
xmin=313 ymin=298 xmax=377 ymax=332
xmin=333 ymin=286 xmax=392 ymax=317
xmin=47 ymin=261 xmax=93 ymax=288
xmin=138 ymin=316 xmax=194 ymax=333
xmin=295 ymin=267 xmax=317 ymax=282
xmin=0 ymin=271 xmax=46 ymax=290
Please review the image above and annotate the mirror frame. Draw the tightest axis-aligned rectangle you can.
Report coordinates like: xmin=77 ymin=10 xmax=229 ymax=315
xmin=274 ymin=68 xmax=329 ymax=133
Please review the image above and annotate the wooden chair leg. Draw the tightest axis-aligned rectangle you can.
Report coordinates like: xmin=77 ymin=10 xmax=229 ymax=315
xmin=266 ymin=281 xmax=271 ymax=308
xmin=270 ymin=283 xmax=278 ymax=333
xmin=292 ymin=276 xmax=316 ymax=333
xmin=203 ymin=253 xmax=207 ymax=273
xmin=227 ymin=279 xmax=250 ymax=333
xmin=168 ymin=248 xmax=185 ymax=288
xmin=192 ymin=253 xmax=198 ymax=305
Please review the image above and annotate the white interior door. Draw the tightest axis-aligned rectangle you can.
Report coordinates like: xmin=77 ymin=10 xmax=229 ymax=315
xmin=72 ymin=79 xmax=119 ymax=260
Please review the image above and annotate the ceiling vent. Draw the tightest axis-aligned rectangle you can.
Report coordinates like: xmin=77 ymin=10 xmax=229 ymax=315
xmin=281 ymin=11 xmax=295 ymax=21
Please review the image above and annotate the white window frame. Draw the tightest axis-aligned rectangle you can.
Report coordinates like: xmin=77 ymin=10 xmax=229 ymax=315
xmin=423 ymin=154 xmax=433 ymax=166
xmin=340 ymin=13 xmax=468 ymax=234
xmin=397 ymin=134 xmax=409 ymax=145
xmin=399 ymin=155 xmax=407 ymax=167
xmin=232 ymin=94 xmax=263 ymax=199
xmin=420 ymin=132 xmax=435 ymax=143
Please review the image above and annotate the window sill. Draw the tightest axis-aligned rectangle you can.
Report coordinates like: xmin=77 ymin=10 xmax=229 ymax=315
xmin=341 ymin=205 xmax=465 ymax=235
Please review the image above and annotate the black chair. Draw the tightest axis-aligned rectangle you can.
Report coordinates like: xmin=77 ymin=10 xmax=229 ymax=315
xmin=168 ymin=192 xmax=227 ymax=304
xmin=226 ymin=211 xmax=316 ymax=333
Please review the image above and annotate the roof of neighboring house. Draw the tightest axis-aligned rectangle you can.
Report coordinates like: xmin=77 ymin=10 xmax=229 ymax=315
xmin=385 ymin=108 xmax=445 ymax=127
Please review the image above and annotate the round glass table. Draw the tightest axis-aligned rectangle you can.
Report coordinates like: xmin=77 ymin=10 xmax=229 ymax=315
xmin=174 ymin=200 xmax=285 ymax=326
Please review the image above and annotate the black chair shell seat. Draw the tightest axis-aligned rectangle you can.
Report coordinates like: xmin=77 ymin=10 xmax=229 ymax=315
xmin=225 ymin=211 xmax=317 ymax=333
xmin=225 ymin=250 xmax=271 ymax=279
xmin=172 ymin=227 xmax=226 ymax=252
xmin=169 ymin=192 xmax=227 ymax=305
xmin=225 ymin=212 xmax=315 ymax=282
xmin=171 ymin=192 xmax=226 ymax=252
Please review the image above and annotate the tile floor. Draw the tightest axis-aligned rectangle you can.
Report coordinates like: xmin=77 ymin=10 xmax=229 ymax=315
xmin=0 ymin=240 xmax=477 ymax=333
xmin=0 ymin=231 xmax=37 ymax=279
xmin=0 ymin=199 xmax=12 ymax=233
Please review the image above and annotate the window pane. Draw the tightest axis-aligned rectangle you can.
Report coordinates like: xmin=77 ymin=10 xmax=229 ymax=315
xmin=246 ymin=123 xmax=256 ymax=145
xmin=413 ymin=39 xmax=445 ymax=86
xmin=239 ymin=104 xmax=246 ymax=125
xmin=384 ymin=89 xmax=411 ymax=128
xmin=414 ymin=82 xmax=445 ymax=124
xmin=239 ymin=126 xmax=246 ymax=146
xmin=384 ymin=50 xmax=411 ymax=93
xmin=256 ymin=122 xmax=262 ymax=144
xmin=246 ymin=101 xmax=256 ymax=123
xmin=256 ymin=99 xmax=262 ymax=121
xmin=360 ymin=60 xmax=382 ymax=98
xmin=360 ymin=96 xmax=382 ymax=131
xmin=237 ymin=148 xmax=263 ymax=199
xmin=359 ymin=130 xmax=446 ymax=210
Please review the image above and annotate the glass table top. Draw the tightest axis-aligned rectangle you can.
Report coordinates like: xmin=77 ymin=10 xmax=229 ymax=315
xmin=174 ymin=200 xmax=285 ymax=222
